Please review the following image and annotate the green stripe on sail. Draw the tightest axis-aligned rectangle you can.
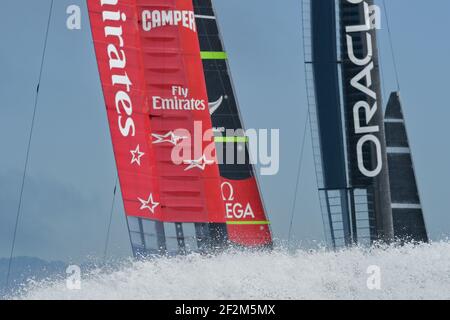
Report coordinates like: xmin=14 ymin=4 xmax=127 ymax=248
xmin=201 ymin=51 xmax=228 ymax=60
xmin=226 ymin=221 xmax=271 ymax=225
xmin=214 ymin=136 xmax=249 ymax=143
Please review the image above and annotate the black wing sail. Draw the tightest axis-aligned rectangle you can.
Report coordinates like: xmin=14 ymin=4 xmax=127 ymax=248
xmin=304 ymin=0 xmax=396 ymax=248
xmin=384 ymin=92 xmax=428 ymax=243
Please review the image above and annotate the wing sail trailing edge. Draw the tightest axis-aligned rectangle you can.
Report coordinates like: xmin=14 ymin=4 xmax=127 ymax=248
xmin=193 ymin=0 xmax=272 ymax=247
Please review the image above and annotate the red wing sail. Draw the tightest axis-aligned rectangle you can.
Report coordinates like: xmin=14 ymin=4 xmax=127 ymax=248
xmin=87 ymin=0 xmax=227 ymax=255
xmin=87 ymin=0 xmax=272 ymax=254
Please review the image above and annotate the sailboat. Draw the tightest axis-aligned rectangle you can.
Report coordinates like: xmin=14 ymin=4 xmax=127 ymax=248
xmin=87 ymin=0 xmax=272 ymax=256
xmin=302 ymin=0 xmax=428 ymax=248
xmin=2 ymin=0 xmax=275 ymax=292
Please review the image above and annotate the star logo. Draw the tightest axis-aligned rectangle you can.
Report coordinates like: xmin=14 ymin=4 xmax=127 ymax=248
xmin=130 ymin=145 xmax=145 ymax=166
xmin=138 ymin=193 xmax=159 ymax=214
xmin=183 ymin=154 xmax=215 ymax=171
xmin=152 ymin=131 xmax=187 ymax=146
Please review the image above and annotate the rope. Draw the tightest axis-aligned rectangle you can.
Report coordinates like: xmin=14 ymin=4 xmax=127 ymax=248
xmin=287 ymin=111 xmax=310 ymax=248
xmin=382 ymin=0 xmax=401 ymax=91
xmin=103 ymin=176 xmax=118 ymax=261
xmin=379 ymin=42 xmax=389 ymax=104
xmin=6 ymin=0 xmax=54 ymax=287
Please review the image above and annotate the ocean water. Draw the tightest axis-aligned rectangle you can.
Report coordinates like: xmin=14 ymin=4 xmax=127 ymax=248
xmin=11 ymin=242 xmax=450 ymax=300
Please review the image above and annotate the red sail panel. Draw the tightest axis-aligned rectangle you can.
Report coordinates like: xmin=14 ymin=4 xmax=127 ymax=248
xmin=87 ymin=0 xmax=225 ymax=224
xmin=222 ymin=178 xmax=272 ymax=246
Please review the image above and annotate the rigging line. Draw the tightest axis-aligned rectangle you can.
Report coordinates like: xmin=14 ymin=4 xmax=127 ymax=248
xmin=382 ymin=0 xmax=401 ymax=91
xmin=379 ymin=38 xmax=389 ymax=104
xmin=6 ymin=0 xmax=54 ymax=287
xmin=103 ymin=176 xmax=118 ymax=261
xmin=287 ymin=110 xmax=310 ymax=248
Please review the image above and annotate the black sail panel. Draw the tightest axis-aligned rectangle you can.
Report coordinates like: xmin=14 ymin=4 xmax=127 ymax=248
xmin=192 ymin=0 xmax=273 ymax=247
xmin=384 ymin=92 xmax=428 ymax=243
xmin=311 ymin=0 xmax=348 ymax=189
xmin=194 ymin=1 xmax=252 ymax=180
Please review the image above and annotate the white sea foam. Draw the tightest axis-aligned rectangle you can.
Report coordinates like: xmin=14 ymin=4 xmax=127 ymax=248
xmin=13 ymin=242 xmax=450 ymax=300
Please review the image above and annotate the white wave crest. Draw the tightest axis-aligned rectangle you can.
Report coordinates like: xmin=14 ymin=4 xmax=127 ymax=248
xmin=13 ymin=242 xmax=450 ymax=300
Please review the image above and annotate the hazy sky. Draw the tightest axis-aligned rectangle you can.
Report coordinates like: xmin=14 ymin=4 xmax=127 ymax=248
xmin=1 ymin=0 xmax=450 ymax=269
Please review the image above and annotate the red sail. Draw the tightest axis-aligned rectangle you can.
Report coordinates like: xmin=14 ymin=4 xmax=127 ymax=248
xmin=88 ymin=0 xmax=272 ymax=253
xmin=87 ymin=0 xmax=225 ymax=225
